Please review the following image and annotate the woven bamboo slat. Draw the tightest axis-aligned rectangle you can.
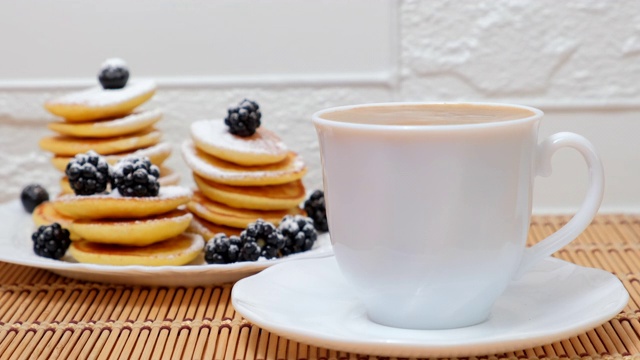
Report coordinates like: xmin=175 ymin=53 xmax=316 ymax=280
xmin=1 ymin=214 xmax=640 ymax=359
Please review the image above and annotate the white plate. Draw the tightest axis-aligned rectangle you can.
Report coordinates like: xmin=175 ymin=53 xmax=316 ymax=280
xmin=0 ymin=200 xmax=332 ymax=286
xmin=232 ymin=256 xmax=629 ymax=358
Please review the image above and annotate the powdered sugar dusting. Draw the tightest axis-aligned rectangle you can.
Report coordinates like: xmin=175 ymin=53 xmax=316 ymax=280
xmin=183 ymin=233 xmax=205 ymax=254
xmin=152 ymin=186 xmax=192 ymax=199
xmin=104 ymin=142 xmax=171 ymax=162
xmin=192 ymin=201 xmax=212 ymax=217
xmin=94 ymin=109 xmax=162 ymax=128
xmin=167 ymin=212 xmax=192 ymax=224
xmin=187 ymin=216 xmax=226 ymax=240
xmin=101 ymin=58 xmax=128 ymax=70
xmin=112 ymin=155 xmax=159 ymax=173
xmin=57 ymin=185 xmax=192 ymax=202
xmin=181 ymin=140 xmax=306 ymax=181
xmin=279 ymin=215 xmax=301 ymax=233
xmin=50 ymin=142 xmax=171 ymax=169
xmin=48 ymin=80 xmax=156 ymax=107
xmin=41 ymin=129 xmax=162 ymax=157
xmin=84 ymin=211 xmax=192 ymax=226
xmin=187 ymin=216 xmax=209 ymax=235
xmin=71 ymin=150 xmax=100 ymax=162
xmin=164 ymin=233 xmax=204 ymax=259
xmin=191 ymin=120 xmax=288 ymax=156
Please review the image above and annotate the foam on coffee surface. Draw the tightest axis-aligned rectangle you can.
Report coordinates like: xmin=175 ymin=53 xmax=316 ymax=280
xmin=320 ymin=103 xmax=537 ymax=126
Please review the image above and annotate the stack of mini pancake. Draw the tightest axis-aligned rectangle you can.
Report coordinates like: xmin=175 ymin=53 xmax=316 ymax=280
xmin=182 ymin=120 xmax=308 ymax=239
xmin=32 ymin=186 xmax=203 ymax=266
xmin=39 ymin=80 xmax=179 ymax=194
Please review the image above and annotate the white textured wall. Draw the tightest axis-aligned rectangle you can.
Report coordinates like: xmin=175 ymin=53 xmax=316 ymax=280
xmin=1 ymin=0 xmax=639 ymax=213
xmin=400 ymin=0 xmax=640 ymax=100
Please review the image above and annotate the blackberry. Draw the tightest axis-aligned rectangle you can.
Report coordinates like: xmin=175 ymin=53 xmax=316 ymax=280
xmin=112 ymin=157 xmax=160 ymax=197
xmin=20 ymin=184 xmax=49 ymax=213
xmin=65 ymin=151 xmax=111 ymax=196
xmin=239 ymin=242 xmax=261 ymax=262
xmin=204 ymin=233 xmax=241 ymax=264
xmin=304 ymin=190 xmax=328 ymax=232
xmin=279 ymin=215 xmax=317 ymax=255
xmin=240 ymin=219 xmax=284 ymax=260
xmin=98 ymin=58 xmax=129 ymax=89
xmin=261 ymin=245 xmax=279 ymax=260
xmin=32 ymin=223 xmax=71 ymax=260
xmin=224 ymin=99 xmax=262 ymax=137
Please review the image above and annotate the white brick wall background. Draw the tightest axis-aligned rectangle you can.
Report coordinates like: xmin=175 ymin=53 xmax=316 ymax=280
xmin=1 ymin=0 xmax=639 ymax=212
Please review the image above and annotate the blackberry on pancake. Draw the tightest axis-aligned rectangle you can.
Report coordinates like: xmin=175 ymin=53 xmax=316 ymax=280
xmin=224 ymin=99 xmax=261 ymax=137
xmin=112 ymin=157 xmax=160 ymax=197
xmin=65 ymin=151 xmax=111 ymax=196
xmin=98 ymin=58 xmax=129 ymax=90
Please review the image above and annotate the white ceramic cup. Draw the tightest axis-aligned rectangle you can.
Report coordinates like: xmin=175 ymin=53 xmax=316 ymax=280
xmin=312 ymin=102 xmax=604 ymax=330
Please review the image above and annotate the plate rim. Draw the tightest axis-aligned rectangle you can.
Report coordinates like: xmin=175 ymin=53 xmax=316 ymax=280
xmin=0 ymin=199 xmax=332 ymax=282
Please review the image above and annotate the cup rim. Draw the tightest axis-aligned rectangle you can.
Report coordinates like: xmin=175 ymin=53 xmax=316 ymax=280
xmin=312 ymin=102 xmax=544 ymax=130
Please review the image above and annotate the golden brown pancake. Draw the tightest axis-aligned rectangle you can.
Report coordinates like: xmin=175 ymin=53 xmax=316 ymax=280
xmin=34 ymin=202 xmax=192 ymax=246
xmin=50 ymin=142 xmax=172 ymax=172
xmin=69 ymin=233 xmax=203 ymax=266
xmin=187 ymin=191 xmax=304 ymax=229
xmin=181 ymin=140 xmax=307 ymax=186
xmin=48 ymin=109 xmax=162 ymax=138
xmin=39 ymin=128 xmax=161 ymax=156
xmin=187 ymin=214 xmax=242 ymax=240
xmin=193 ymin=174 xmax=305 ymax=210
xmin=70 ymin=209 xmax=192 ymax=246
xmin=51 ymin=186 xmax=192 ymax=219
xmin=191 ymin=120 xmax=288 ymax=165
xmin=44 ymin=80 xmax=157 ymax=122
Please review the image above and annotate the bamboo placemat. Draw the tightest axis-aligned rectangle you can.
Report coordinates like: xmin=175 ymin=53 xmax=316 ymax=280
xmin=1 ymin=214 xmax=640 ymax=359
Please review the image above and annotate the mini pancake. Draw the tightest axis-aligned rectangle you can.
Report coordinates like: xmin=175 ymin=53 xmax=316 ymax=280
xmin=191 ymin=120 xmax=288 ymax=165
xmin=194 ymin=174 xmax=305 ymax=210
xmin=59 ymin=166 xmax=180 ymax=195
xmin=71 ymin=209 xmax=192 ymax=246
xmin=39 ymin=128 xmax=161 ymax=156
xmin=187 ymin=214 xmax=242 ymax=240
xmin=33 ymin=202 xmax=192 ymax=246
xmin=45 ymin=80 xmax=157 ymax=122
xmin=181 ymin=140 xmax=306 ymax=186
xmin=51 ymin=186 xmax=192 ymax=219
xmin=48 ymin=109 xmax=162 ymax=138
xmin=51 ymin=142 xmax=172 ymax=172
xmin=69 ymin=233 xmax=204 ymax=266
xmin=187 ymin=191 xmax=304 ymax=229
xmin=32 ymin=202 xmax=79 ymax=240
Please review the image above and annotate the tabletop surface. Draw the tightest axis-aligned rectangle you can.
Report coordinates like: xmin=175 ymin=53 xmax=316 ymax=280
xmin=1 ymin=214 xmax=639 ymax=360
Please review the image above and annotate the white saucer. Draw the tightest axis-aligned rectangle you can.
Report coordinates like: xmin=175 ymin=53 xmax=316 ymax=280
xmin=0 ymin=200 xmax=332 ymax=286
xmin=232 ymin=256 xmax=628 ymax=358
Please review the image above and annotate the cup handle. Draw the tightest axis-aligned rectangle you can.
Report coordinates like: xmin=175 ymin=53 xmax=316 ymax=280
xmin=514 ymin=132 xmax=605 ymax=279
